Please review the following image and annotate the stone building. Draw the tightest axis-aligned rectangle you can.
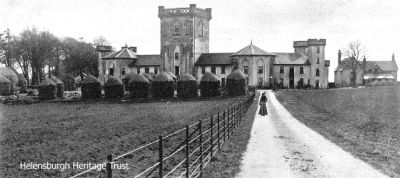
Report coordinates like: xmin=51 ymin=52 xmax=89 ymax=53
xmin=97 ymin=4 xmax=330 ymax=88
xmin=334 ymin=51 xmax=398 ymax=87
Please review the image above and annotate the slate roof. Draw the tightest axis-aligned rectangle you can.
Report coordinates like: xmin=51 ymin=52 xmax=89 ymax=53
xmin=102 ymin=47 xmax=137 ymax=59
xmin=273 ymin=52 xmax=310 ymax=65
xmin=195 ymin=53 xmax=233 ymax=66
xmin=135 ymin=55 xmax=162 ymax=66
xmin=231 ymin=43 xmax=275 ymax=56
xmin=335 ymin=58 xmax=398 ymax=72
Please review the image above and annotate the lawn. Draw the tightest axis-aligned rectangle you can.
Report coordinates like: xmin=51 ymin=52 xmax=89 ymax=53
xmin=275 ymin=86 xmax=400 ymax=177
xmin=0 ymin=97 xmax=247 ymax=178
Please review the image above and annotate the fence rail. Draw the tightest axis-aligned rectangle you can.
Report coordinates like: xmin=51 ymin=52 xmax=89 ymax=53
xmin=70 ymin=94 xmax=254 ymax=178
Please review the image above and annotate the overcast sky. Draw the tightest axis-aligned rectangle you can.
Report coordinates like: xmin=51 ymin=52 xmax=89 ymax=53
xmin=1 ymin=0 xmax=400 ymax=81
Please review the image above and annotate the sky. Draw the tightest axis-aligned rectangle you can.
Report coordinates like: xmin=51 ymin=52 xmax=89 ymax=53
xmin=1 ymin=0 xmax=400 ymax=82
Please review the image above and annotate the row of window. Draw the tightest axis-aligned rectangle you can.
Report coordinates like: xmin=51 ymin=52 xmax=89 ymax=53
xmin=201 ymin=66 xmax=226 ymax=74
xmin=169 ymin=21 xmax=204 ymax=37
xmin=107 ymin=66 xmax=158 ymax=76
xmin=278 ymin=66 xmax=320 ymax=76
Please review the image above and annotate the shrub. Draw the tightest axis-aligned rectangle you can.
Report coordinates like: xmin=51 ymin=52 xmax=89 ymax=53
xmin=123 ymin=72 xmax=138 ymax=90
xmin=0 ymin=67 xmax=18 ymax=93
xmin=51 ymin=76 xmax=64 ymax=98
xmin=152 ymin=72 xmax=175 ymax=98
xmin=148 ymin=72 xmax=156 ymax=78
xmin=226 ymin=70 xmax=248 ymax=96
xmin=0 ymin=74 xmax=11 ymax=96
xmin=63 ymin=74 xmax=76 ymax=91
xmin=81 ymin=75 xmax=101 ymax=99
xmin=142 ymin=73 xmax=154 ymax=82
xmin=166 ymin=71 xmax=177 ymax=80
xmin=177 ymin=74 xmax=197 ymax=98
xmin=199 ymin=72 xmax=221 ymax=97
xmin=38 ymin=78 xmax=57 ymax=100
xmin=129 ymin=74 xmax=150 ymax=98
xmin=104 ymin=76 xmax=124 ymax=98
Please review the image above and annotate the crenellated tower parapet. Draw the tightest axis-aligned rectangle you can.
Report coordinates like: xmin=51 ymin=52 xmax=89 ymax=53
xmin=158 ymin=5 xmax=212 ymax=20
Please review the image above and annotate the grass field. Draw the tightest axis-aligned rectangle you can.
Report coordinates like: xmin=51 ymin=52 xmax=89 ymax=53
xmin=275 ymin=86 xmax=400 ymax=177
xmin=0 ymin=98 xmax=247 ymax=177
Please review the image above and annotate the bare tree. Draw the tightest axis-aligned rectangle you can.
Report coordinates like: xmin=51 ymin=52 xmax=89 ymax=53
xmin=342 ymin=40 xmax=367 ymax=87
xmin=93 ymin=35 xmax=111 ymax=47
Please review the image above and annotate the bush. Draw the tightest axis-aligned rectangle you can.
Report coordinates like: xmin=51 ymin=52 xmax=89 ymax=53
xmin=152 ymin=72 xmax=175 ymax=98
xmin=226 ymin=70 xmax=248 ymax=96
xmin=0 ymin=67 xmax=18 ymax=93
xmin=63 ymin=74 xmax=76 ymax=91
xmin=123 ymin=72 xmax=138 ymax=90
xmin=166 ymin=72 xmax=177 ymax=80
xmin=81 ymin=75 xmax=101 ymax=99
xmin=177 ymin=74 xmax=197 ymax=98
xmin=0 ymin=74 xmax=11 ymax=96
xmin=129 ymin=74 xmax=150 ymax=98
xmin=199 ymin=72 xmax=220 ymax=97
xmin=51 ymin=76 xmax=64 ymax=98
xmin=17 ymin=74 xmax=28 ymax=93
xmin=142 ymin=73 xmax=154 ymax=82
xmin=104 ymin=76 xmax=124 ymax=98
xmin=38 ymin=78 xmax=57 ymax=100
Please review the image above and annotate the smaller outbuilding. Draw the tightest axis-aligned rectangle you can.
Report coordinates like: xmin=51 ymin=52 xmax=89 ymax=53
xmin=81 ymin=75 xmax=102 ymax=99
xmin=104 ymin=76 xmax=124 ymax=98
xmin=38 ymin=78 xmax=57 ymax=100
xmin=199 ymin=72 xmax=221 ymax=97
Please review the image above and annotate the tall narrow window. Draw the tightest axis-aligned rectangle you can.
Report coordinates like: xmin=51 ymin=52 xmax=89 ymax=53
xmin=154 ymin=67 xmax=158 ymax=74
xmin=244 ymin=66 xmax=248 ymax=74
xmin=199 ymin=21 xmax=204 ymax=37
xmin=221 ymin=66 xmax=225 ymax=74
xmin=280 ymin=66 xmax=284 ymax=74
xmin=145 ymin=67 xmax=149 ymax=73
xmin=185 ymin=21 xmax=190 ymax=35
xmin=317 ymin=57 xmax=320 ymax=64
xmin=121 ymin=66 xmax=126 ymax=75
xmin=175 ymin=66 xmax=180 ymax=76
xmin=300 ymin=67 xmax=304 ymax=74
xmin=221 ymin=78 xmax=226 ymax=87
xmin=175 ymin=52 xmax=179 ymax=61
xmin=317 ymin=46 xmax=320 ymax=53
xmin=201 ymin=66 xmax=205 ymax=74
xmin=258 ymin=66 xmax=263 ymax=74
xmin=137 ymin=68 xmax=140 ymax=74
xmin=103 ymin=62 xmax=106 ymax=74
xmin=211 ymin=66 xmax=216 ymax=74
xmin=109 ymin=64 xmax=114 ymax=76
xmin=316 ymin=69 xmax=320 ymax=76
xmin=174 ymin=25 xmax=179 ymax=34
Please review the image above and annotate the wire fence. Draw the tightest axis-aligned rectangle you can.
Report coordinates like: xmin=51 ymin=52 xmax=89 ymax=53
xmin=70 ymin=93 xmax=255 ymax=178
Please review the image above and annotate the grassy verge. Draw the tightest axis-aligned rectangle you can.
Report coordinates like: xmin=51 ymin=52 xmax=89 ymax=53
xmin=275 ymin=86 xmax=400 ymax=177
xmin=201 ymin=93 xmax=258 ymax=178
xmin=0 ymin=97 xmax=248 ymax=177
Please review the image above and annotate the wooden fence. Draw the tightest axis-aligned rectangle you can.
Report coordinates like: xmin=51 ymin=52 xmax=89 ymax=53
xmin=71 ymin=94 xmax=254 ymax=178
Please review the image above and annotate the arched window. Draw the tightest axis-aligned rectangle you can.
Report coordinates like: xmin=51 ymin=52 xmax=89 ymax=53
xmin=242 ymin=59 xmax=249 ymax=74
xmin=199 ymin=21 xmax=204 ymax=37
xmin=184 ymin=21 xmax=191 ymax=35
xmin=172 ymin=19 xmax=181 ymax=36
xmin=316 ymin=69 xmax=320 ymax=76
xmin=257 ymin=59 xmax=264 ymax=74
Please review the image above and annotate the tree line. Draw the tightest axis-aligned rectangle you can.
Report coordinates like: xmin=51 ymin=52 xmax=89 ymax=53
xmin=0 ymin=28 xmax=110 ymax=86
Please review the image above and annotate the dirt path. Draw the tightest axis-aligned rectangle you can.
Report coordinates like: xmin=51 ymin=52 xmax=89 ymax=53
xmin=237 ymin=90 xmax=388 ymax=178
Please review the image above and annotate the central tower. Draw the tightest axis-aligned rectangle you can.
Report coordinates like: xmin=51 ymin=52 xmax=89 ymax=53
xmin=158 ymin=4 xmax=212 ymax=76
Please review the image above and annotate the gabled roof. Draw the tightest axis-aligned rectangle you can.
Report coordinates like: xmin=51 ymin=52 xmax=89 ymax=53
xmin=135 ymin=55 xmax=162 ymax=66
xmin=231 ymin=43 xmax=275 ymax=56
xmin=195 ymin=53 xmax=233 ymax=66
xmin=273 ymin=52 xmax=310 ymax=65
xmin=335 ymin=57 xmax=361 ymax=71
xmin=365 ymin=61 xmax=398 ymax=71
xmin=102 ymin=47 xmax=137 ymax=59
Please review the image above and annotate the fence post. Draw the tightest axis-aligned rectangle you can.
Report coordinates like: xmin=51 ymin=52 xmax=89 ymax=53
xmin=106 ymin=154 xmax=112 ymax=178
xmin=223 ymin=110 xmax=226 ymax=142
xmin=217 ymin=112 xmax=220 ymax=151
xmin=227 ymin=109 xmax=230 ymax=137
xmin=210 ymin=115 xmax=214 ymax=157
xmin=158 ymin=135 xmax=163 ymax=178
xmin=199 ymin=120 xmax=203 ymax=178
xmin=185 ymin=125 xmax=190 ymax=178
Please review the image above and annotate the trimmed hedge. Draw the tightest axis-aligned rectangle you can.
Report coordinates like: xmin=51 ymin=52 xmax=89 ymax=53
xmin=226 ymin=70 xmax=248 ymax=96
xmin=128 ymin=74 xmax=150 ymax=98
xmin=152 ymin=72 xmax=175 ymax=98
xmin=38 ymin=78 xmax=57 ymax=100
xmin=142 ymin=73 xmax=154 ymax=82
xmin=199 ymin=72 xmax=221 ymax=97
xmin=177 ymin=74 xmax=197 ymax=98
xmin=81 ymin=75 xmax=101 ymax=99
xmin=104 ymin=76 xmax=124 ymax=98
xmin=123 ymin=72 xmax=138 ymax=90
xmin=0 ymin=74 xmax=11 ymax=96
xmin=63 ymin=74 xmax=76 ymax=91
xmin=51 ymin=76 xmax=64 ymax=98
xmin=0 ymin=67 xmax=18 ymax=93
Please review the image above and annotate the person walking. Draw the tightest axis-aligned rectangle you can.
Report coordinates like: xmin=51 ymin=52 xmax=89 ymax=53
xmin=259 ymin=92 xmax=268 ymax=116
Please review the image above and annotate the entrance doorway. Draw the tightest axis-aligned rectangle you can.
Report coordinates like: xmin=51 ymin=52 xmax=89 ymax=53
xmin=289 ymin=67 xmax=294 ymax=88
xmin=175 ymin=66 xmax=180 ymax=76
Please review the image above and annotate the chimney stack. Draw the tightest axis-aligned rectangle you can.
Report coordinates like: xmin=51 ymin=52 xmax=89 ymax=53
xmin=392 ymin=53 xmax=395 ymax=61
xmin=338 ymin=50 xmax=342 ymax=65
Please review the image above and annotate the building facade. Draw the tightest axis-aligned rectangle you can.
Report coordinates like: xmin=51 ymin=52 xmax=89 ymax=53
xmin=97 ymin=4 xmax=330 ymax=88
xmin=334 ymin=51 xmax=398 ymax=87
